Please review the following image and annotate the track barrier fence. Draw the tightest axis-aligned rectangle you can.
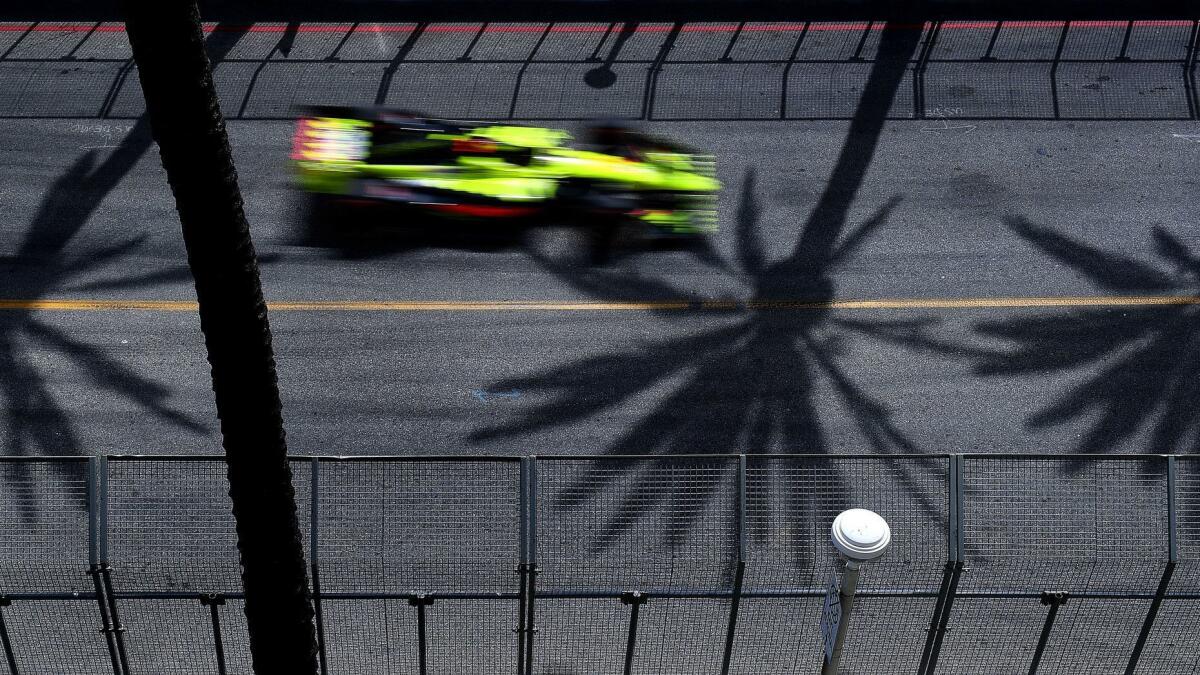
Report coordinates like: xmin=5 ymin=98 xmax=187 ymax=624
xmin=1 ymin=453 xmax=1198 ymax=674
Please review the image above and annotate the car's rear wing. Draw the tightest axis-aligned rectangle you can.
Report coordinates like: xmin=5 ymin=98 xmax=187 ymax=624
xmin=291 ymin=116 xmax=371 ymax=162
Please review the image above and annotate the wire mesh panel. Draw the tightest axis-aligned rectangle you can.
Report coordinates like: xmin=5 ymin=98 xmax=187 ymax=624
xmin=536 ymin=457 xmax=738 ymax=592
xmin=933 ymin=597 xmax=1047 ymax=674
xmin=633 ymin=598 xmax=730 ymax=674
xmin=744 ymin=456 xmax=950 ymax=592
xmin=106 ymin=459 xmax=311 ymax=595
xmin=1172 ymin=457 xmax=1200 ymax=592
xmin=425 ymin=598 xmax=518 ymax=675
xmin=317 ymin=459 xmax=521 ymax=595
xmin=534 ymin=597 xmax=629 ymax=673
xmin=106 ymin=459 xmax=242 ymax=593
xmin=6 ymin=453 xmax=1200 ymax=671
xmin=727 ymin=596 xmax=823 ymax=675
xmin=0 ymin=459 xmax=91 ymax=593
xmin=838 ymin=596 xmax=937 ymax=673
xmin=218 ymin=598 xmax=255 ymax=675
xmin=119 ymin=598 xmax=222 ymax=674
xmin=960 ymin=456 xmax=1170 ymax=594
xmin=1037 ymin=598 xmax=1151 ymax=674
xmin=320 ymin=598 xmax=417 ymax=675
xmin=2 ymin=598 xmax=113 ymax=675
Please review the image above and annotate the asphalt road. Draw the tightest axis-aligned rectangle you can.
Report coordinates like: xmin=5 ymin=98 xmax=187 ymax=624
xmin=3 ymin=19 xmax=1199 ymax=459
xmin=1 ymin=19 xmax=1200 ymax=674
xmin=2 ymin=112 xmax=1195 ymax=458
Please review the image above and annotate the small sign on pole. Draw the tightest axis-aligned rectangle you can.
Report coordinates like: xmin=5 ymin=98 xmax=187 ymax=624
xmin=820 ymin=574 xmax=842 ymax=663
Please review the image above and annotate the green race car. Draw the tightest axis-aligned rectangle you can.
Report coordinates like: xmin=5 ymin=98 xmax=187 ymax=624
xmin=292 ymin=107 xmax=720 ymax=238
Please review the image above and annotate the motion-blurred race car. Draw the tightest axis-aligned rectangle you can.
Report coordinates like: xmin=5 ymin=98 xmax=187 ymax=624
xmin=292 ymin=107 xmax=719 ymax=238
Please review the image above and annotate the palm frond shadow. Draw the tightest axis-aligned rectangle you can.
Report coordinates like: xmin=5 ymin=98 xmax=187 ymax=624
xmin=0 ymin=22 xmax=256 ymax=515
xmin=472 ymin=23 xmax=959 ymax=563
xmin=975 ymin=217 xmax=1200 ymax=462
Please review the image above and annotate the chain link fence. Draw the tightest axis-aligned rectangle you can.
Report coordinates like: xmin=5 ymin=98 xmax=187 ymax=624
xmin=0 ymin=453 xmax=1196 ymax=674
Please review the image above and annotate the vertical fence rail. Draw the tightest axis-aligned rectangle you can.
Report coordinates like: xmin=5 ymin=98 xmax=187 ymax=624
xmin=87 ymin=456 xmax=124 ymax=675
xmin=522 ymin=457 xmax=538 ymax=675
xmin=94 ymin=457 xmax=130 ymax=675
xmin=1124 ymin=456 xmax=1178 ymax=674
xmin=309 ymin=458 xmax=329 ymax=675
xmin=200 ymin=595 xmax=228 ymax=675
xmin=1028 ymin=592 xmax=1068 ymax=675
xmin=99 ymin=567 xmax=130 ymax=675
xmin=620 ymin=591 xmax=646 ymax=675
xmin=920 ymin=454 xmax=964 ymax=675
xmin=516 ymin=458 xmax=529 ymax=675
xmin=87 ymin=457 xmax=100 ymax=570
xmin=409 ymin=595 xmax=432 ymax=675
xmin=719 ymin=455 xmax=747 ymax=675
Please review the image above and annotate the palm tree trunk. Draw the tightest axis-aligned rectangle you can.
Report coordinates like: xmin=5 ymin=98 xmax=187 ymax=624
xmin=122 ymin=2 xmax=318 ymax=672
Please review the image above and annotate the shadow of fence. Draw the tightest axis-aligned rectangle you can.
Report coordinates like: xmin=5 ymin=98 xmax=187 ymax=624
xmin=0 ymin=19 xmax=1196 ymax=120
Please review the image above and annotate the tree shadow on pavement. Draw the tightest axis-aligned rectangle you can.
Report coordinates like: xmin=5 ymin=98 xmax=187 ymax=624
xmin=471 ymin=23 xmax=951 ymax=558
xmin=0 ymin=25 xmax=252 ymax=519
xmin=973 ymin=216 xmax=1200 ymax=459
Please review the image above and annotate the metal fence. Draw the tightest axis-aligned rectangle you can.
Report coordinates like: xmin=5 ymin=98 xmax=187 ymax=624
xmin=1 ymin=453 xmax=1198 ymax=674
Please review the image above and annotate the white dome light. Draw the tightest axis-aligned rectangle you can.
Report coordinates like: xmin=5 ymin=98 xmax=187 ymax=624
xmin=831 ymin=509 xmax=891 ymax=562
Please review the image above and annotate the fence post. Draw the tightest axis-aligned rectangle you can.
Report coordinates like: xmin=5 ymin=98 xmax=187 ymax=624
xmin=620 ymin=591 xmax=647 ymax=675
xmin=99 ymin=565 xmax=130 ymax=674
xmin=200 ymin=594 xmax=228 ymax=675
xmin=920 ymin=454 xmax=964 ymax=675
xmin=1124 ymin=455 xmax=1178 ymax=674
xmin=518 ymin=457 xmax=539 ymax=675
xmin=94 ymin=457 xmax=130 ymax=674
xmin=0 ymin=596 xmax=18 ymax=675
xmin=409 ymin=595 xmax=433 ymax=675
xmin=719 ymin=455 xmax=747 ymax=675
xmin=87 ymin=457 xmax=124 ymax=675
xmin=309 ymin=458 xmax=329 ymax=675
xmin=88 ymin=457 xmax=101 ymax=571
xmin=1028 ymin=591 xmax=1068 ymax=675
xmin=516 ymin=458 xmax=530 ymax=675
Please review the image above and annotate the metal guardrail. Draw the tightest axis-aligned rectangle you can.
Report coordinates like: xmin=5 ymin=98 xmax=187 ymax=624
xmin=0 ymin=453 xmax=1197 ymax=674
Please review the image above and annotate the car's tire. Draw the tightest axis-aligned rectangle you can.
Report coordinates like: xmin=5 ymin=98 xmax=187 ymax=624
xmin=300 ymin=193 xmax=339 ymax=245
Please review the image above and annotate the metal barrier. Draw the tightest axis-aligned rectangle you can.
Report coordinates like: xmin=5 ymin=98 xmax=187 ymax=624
xmin=0 ymin=453 xmax=1196 ymax=674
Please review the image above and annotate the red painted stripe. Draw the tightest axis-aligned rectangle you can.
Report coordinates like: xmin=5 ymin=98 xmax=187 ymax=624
xmin=0 ymin=19 xmax=1194 ymax=35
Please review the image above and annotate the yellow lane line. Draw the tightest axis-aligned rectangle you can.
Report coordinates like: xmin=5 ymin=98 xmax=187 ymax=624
xmin=0 ymin=295 xmax=1198 ymax=312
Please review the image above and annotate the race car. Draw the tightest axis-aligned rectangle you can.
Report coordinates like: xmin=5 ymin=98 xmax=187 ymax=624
xmin=291 ymin=107 xmax=719 ymax=238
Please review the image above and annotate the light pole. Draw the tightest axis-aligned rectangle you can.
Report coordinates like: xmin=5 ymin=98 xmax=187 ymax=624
xmin=821 ymin=509 xmax=891 ymax=675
